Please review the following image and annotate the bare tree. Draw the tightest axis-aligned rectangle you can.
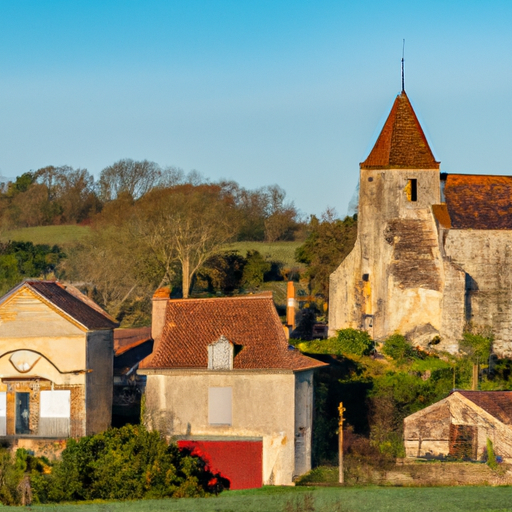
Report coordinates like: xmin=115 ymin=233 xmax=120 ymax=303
xmin=135 ymin=186 xmax=237 ymax=298
xmin=98 ymin=159 xmax=163 ymax=201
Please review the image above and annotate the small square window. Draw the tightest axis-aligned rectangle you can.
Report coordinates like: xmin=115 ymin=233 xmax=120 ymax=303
xmin=362 ymin=274 xmax=369 ymax=282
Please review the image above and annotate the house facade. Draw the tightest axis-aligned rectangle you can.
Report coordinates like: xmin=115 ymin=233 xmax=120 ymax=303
xmin=0 ymin=280 xmax=118 ymax=440
xmin=138 ymin=290 xmax=326 ymax=488
xmin=404 ymin=391 xmax=512 ymax=462
xmin=329 ymin=90 xmax=512 ymax=355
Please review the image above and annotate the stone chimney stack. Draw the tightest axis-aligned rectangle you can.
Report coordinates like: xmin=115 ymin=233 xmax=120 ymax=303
xmin=152 ymin=287 xmax=171 ymax=340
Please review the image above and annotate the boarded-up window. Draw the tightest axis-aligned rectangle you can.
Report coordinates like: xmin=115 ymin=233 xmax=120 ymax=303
xmin=449 ymin=424 xmax=476 ymax=460
xmin=208 ymin=387 xmax=232 ymax=425
xmin=39 ymin=391 xmax=70 ymax=438
xmin=0 ymin=392 xmax=6 ymax=436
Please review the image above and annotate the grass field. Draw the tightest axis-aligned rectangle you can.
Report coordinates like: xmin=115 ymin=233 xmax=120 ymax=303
xmin=12 ymin=486 xmax=512 ymax=512
xmin=225 ymin=241 xmax=304 ymax=269
xmin=0 ymin=228 xmax=303 ymax=269
xmin=0 ymin=225 xmax=91 ymax=246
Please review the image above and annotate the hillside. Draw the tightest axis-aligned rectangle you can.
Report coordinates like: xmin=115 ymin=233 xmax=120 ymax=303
xmin=0 ymin=225 xmax=91 ymax=246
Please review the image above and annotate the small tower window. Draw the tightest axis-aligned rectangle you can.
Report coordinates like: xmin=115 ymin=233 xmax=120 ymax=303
xmin=405 ymin=179 xmax=417 ymax=202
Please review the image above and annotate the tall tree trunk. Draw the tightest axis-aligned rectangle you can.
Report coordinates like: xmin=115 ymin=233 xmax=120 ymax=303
xmin=182 ymin=256 xmax=190 ymax=299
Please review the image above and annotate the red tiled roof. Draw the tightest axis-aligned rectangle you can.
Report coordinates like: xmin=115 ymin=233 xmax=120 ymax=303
xmin=444 ymin=174 xmax=512 ymax=229
xmin=140 ymin=293 xmax=326 ymax=371
xmin=114 ymin=327 xmax=152 ymax=356
xmin=456 ymin=391 xmax=512 ymax=425
xmin=361 ymin=92 xmax=439 ymax=170
xmin=23 ymin=280 xmax=118 ymax=330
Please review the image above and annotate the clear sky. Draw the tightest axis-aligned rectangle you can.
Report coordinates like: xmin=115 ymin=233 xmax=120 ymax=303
xmin=1 ymin=0 xmax=511 ymax=217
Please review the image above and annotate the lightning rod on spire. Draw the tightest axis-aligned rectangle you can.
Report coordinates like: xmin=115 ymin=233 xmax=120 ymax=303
xmin=401 ymin=39 xmax=405 ymax=93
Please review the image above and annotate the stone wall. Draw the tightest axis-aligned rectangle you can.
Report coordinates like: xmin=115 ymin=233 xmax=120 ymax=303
xmin=443 ymin=230 xmax=512 ymax=356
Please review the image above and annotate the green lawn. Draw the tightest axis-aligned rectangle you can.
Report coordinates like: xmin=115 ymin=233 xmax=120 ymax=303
xmin=13 ymin=486 xmax=512 ymax=512
xmin=0 ymin=225 xmax=91 ymax=246
xmin=225 ymin=241 xmax=304 ymax=269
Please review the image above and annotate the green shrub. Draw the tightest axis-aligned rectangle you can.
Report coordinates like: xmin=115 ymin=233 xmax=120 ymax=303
xmin=335 ymin=328 xmax=373 ymax=357
xmin=31 ymin=425 xmax=228 ymax=503
xmin=486 ymin=438 xmax=498 ymax=470
xmin=382 ymin=333 xmax=415 ymax=361
xmin=242 ymin=250 xmax=271 ymax=287
xmin=460 ymin=331 xmax=493 ymax=363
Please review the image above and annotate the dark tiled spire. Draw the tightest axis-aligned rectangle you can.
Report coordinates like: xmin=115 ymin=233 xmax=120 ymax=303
xmin=361 ymin=92 xmax=439 ymax=170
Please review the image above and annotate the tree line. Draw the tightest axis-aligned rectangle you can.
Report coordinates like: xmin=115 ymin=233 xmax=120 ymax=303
xmin=0 ymin=159 xmax=300 ymax=243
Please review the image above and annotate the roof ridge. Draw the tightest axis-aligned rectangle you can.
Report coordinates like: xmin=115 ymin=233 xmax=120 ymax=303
xmin=167 ymin=292 xmax=273 ymax=304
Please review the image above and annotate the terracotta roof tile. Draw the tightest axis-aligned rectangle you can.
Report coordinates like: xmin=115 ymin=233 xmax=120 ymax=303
xmin=456 ymin=391 xmax=512 ymax=425
xmin=140 ymin=293 xmax=326 ymax=371
xmin=444 ymin=174 xmax=512 ymax=229
xmin=361 ymin=92 xmax=439 ymax=170
xmin=23 ymin=280 xmax=118 ymax=330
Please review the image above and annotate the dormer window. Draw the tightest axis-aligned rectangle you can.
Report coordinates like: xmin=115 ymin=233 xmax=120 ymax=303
xmin=208 ymin=335 xmax=234 ymax=370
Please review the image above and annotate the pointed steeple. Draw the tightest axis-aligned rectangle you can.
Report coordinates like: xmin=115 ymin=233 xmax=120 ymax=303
xmin=360 ymin=92 xmax=439 ymax=170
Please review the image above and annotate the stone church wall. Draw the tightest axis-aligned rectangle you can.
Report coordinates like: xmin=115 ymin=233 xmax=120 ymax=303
xmin=443 ymin=230 xmax=512 ymax=356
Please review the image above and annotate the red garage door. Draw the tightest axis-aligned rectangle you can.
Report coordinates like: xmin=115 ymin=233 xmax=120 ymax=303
xmin=178 ymin=439 xmax=263 ymax=490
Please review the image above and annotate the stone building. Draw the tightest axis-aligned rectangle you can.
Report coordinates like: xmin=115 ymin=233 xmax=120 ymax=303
xmin=404 ymin=390 xmax=512 ymax=462
xmin=0 ymin=280 xmax=117 ymax=441
xmin=329 ymin=89 xmax=512 ymax=355
xmin=138 ymin=290 xmax=326 ymax=488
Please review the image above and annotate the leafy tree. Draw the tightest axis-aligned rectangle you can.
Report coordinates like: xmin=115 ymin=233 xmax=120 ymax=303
xmin=335 ymin=328 xmax=373 ymax=357
xmin=0 ymin=242 xmax=65 ymax=295
xmin=459 ymin=328 xmax=493 ymax=363
xmin=198 ymin=251 xmax=247 ymax=293
xmin=295 ymin=209 xmax=357 ymax=298
xmin=241 ymin=250 xmax=271 ymax=287
xmin=382 ymin=333 xmax=415 ymax=362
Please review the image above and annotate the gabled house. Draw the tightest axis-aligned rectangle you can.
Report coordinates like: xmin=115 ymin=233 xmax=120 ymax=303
xmin=0 ymin=280 xmax=118 ymax=441
xmin=404 ymin=390 xmax=512 ymax=462
xmin=138 ymin=290 xmax=326 ymax=489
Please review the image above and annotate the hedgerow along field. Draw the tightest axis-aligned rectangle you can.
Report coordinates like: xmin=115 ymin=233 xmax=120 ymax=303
xmin=0 ymin=226 xmax=303 ymax=268
xmin=10 ymin=486 xmax=512 ymax=512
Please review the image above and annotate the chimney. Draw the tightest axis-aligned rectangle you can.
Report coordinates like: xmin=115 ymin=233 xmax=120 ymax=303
xmin=286 ymin=281 xmax=295 ymax=330
xmin=152 ymin=287 xmax=171 ymax=340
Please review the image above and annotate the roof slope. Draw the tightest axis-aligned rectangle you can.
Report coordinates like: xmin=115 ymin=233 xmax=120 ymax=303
xmin=140 ymin=293 xmax=326 ymax=371
xmin=21 ymin=281 xmax=118 ymax=330
xmin=114 ymin=327 xmax=152 ymax=356
xmin=456 ymin=391 xmax=512 ymax=425
xmin=361 ymin=92 xmax=439 ymax=170
xmin=443 ymin=174 xmax=512 ymax=229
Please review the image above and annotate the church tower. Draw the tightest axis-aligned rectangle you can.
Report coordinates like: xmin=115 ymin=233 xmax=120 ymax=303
xmin=329 ymin=91 xmax=446 ymax=345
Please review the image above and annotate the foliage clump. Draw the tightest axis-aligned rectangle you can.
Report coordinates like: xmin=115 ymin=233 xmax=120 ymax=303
xmin=382 ymin=333 xmax=415 ymax=362
xmin=460 ymin=329 xmax=493 ymax=363
xmin=30 ymin=425 xmax=228 ymax=503
xmin=335 ymin=328 xmax=373 ymax=357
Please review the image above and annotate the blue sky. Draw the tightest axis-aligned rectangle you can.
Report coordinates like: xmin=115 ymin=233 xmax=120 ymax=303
xmin=0 ymin=0 xmax=512 ymax=216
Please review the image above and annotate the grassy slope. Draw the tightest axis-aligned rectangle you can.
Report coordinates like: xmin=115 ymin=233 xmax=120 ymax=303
xmin=0 ymin=225 xmax=91 ymax=246
xmin=225 ymin=241 xmax=304 ymax=269
xmin=0 ymin=227 xmax=303 ymax=270
xmin=16 ymin=486 xmax=512 ymax=512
